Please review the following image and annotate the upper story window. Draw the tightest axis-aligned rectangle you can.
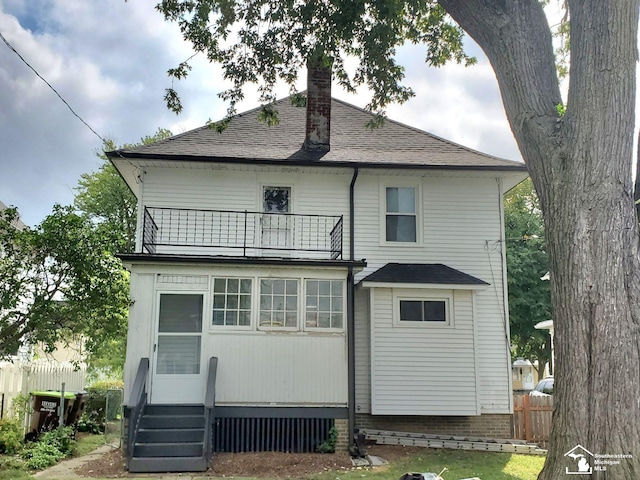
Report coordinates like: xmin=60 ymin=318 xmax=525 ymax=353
xmin=385 ymin=187 xmax=417 ymax=242
xmin=263 ymin=186 xmax=290 ymax=213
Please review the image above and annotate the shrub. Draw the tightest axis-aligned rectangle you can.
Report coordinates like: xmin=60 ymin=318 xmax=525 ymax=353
xmin=316 ymin=426 xmax=338 ymax=453
xmin=0 ymin=418 xmax=23 ymax=454
xmin=20 ymin=426 xmax=75 ymax=470
xmin=10 ymin=393 xmax=30 ymax=423
xmin=21 ymin=442 xmax=65 ymax=470
xmin=76 ymin=416 xmax=104 ymax=434
xmin=38 ymin=426 xmax=76 ymax=456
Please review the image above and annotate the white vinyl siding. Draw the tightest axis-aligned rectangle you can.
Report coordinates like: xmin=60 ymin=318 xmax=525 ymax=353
xmin=211 ymin=333 xmax=347 ymax=405
xmin=355 ymin=171 xmax=511 ymax=414
xmin=370 ymin=288 xmax=479 ymax=416
xmin=130 ymin=164 xmax=511 ymax=413
xmin=126 ymin=264 xmax=348 ymax=406
xmin=140 ymin=166 xmax=352 ymax=259
xmin=354 ymin=287 xmax=371 ymax=413
xmin=123 ymin=272 xmax=155 ymax=400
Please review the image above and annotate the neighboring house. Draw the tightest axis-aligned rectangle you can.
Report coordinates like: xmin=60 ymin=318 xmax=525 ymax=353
xmin=108 ymin=69 xmax=527 ymax=472
xmin=0 ymin=202 xmax=87 ymax=420
xmin=0 ymin=200 xmax=26 ymax=230
xmin=512 ymin=358 xmax=537 ymax=391
xmin=535 ymin=319 xmax=554 ymax=376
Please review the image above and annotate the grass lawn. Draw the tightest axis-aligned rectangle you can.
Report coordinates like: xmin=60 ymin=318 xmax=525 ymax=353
xmin=302 ymin=449 xmax=545 ymax=480
xmin=1 ymin=437 xmax=545 ymax=480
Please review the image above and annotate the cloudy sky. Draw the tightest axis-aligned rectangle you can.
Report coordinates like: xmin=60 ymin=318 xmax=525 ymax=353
xmin=0 ymin=0 xmax=521 ymax=227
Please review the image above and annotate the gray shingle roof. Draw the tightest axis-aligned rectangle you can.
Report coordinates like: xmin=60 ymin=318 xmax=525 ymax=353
xmin=109 ymin=95 xmax=525 ymax=171
xmin=361 ymin=263 xmax=489 ymax=286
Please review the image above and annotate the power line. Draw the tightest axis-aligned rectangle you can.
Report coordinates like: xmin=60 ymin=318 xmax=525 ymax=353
xmin=0 ymin=29 xmax=143 ymax=180
xmin=0 ymin=30 xmax=106 ymax=144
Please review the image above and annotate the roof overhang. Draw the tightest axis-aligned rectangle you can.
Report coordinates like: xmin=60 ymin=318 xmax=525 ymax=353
xmin=359 ymin=263 xmax=490 ymax=290
xmin=118 ymin=253 xmax=367 ymax=271
xmin=360 ymin=281 xmax=488 ymax=291
xmin=109 ymin=152 xmax=528 ymax=197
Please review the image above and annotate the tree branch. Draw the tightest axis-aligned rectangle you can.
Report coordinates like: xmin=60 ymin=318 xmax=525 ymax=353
xmin=439 ymin=0 xmax=564 ymax=203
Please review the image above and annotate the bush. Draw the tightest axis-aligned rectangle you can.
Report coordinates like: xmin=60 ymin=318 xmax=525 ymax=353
xmin=20 ymin=426 xmax=75 ymax=470
xmin=316 ymin=426 xmax=338 ymax=453
xmin=76 ymin=416 xmax=104 ymax=434
xmin=21 ymin=442 xmax=65 ymax=470
xmin=0 ymin=418 xmax=23 ymax=454
xmin=38 ymin=427 xmax=76 ymax=456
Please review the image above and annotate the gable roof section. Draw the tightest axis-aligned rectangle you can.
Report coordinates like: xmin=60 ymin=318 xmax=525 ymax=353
xmin=108 ymin=95 xmax=526 ymax=171
xmin=360 ymin=263 xmax=489 ymax=289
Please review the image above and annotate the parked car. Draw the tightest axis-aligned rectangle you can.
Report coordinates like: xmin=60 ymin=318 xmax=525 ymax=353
xmin=530 ymin=376 xmax=554 ymax=396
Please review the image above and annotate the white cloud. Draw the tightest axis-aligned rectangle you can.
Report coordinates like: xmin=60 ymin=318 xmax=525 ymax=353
xmin=0 ymin=1 xmax=519 ymax=226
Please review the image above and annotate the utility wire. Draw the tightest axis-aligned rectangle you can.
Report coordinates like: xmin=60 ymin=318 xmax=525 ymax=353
xmin=0 ymin=29 xmax=143 ymax=186
xmin=0 ymin=30 xmax=106 ymax=144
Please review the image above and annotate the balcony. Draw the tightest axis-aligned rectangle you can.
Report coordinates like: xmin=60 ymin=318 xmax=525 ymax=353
xmin=142 ymin=207 xmax=343 ymax=260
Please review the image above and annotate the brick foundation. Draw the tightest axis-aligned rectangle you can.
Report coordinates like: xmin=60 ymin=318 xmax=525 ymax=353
xmin=333 ymin=418 xmax=350 ymax=451
xmin=356 ymin=413 xmax=513 ymax=439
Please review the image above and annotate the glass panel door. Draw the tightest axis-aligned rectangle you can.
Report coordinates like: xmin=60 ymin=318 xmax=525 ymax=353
xmin=152 ymin=293 xmax=205 ymax=403
xmin=261 ymin=186 xmax=291 ymax=251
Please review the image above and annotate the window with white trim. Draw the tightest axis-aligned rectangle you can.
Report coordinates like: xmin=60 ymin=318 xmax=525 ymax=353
xmin=385 ymin=187 xmax=417 ymax=242
xmin=394 ymin=291 xmax=453 ymax=327
xmin=212 ymin=278 xmax=252 ymax=326
xmin=305 ymin=280 xmax=344 ymax=329
xmin=259 ymin=279 xmax=298 ymax=327
xmin=399 ymin=300 xmax=447 ymax=322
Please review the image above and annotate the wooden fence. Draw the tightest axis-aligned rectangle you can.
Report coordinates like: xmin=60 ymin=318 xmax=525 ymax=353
xmin=0 ymin=359 xmax=87 ymax=421
xmin=513 ymin=394 xmax=553 ymax=447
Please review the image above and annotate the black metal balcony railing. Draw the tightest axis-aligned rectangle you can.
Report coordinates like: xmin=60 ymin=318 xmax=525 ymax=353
xmin=142 ymin=207 xmax=343 ymax=260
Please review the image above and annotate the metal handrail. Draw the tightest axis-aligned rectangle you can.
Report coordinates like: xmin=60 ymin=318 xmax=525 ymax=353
xmin=204 ymin=357 xmax=218 ymax=464
xmin=141 ymin=206 xmax=343 ymax=258
xmin=124 ymin=358 xmax=149 ymax=459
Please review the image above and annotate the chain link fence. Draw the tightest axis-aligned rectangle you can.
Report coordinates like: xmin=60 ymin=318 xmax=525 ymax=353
xmin=103 ymin=388 xmax=123 ymax=446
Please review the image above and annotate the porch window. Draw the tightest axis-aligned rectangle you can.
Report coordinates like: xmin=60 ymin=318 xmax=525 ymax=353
xmin=305 ymin=280 xmax=344 ymax=329
xmin=212 ymin=278 xmax=252 ymax=326
xmin=259 ymin=279 xmax=298 ymax=328
xmin=399 ymin=300 xmax=447 ymax=323
xmin=385 ymin=187 xmax=417 ymax=242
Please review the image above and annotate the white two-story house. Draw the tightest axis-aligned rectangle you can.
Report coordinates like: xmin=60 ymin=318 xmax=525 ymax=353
xmin=108 ymin=65 xmax=527 ymax=472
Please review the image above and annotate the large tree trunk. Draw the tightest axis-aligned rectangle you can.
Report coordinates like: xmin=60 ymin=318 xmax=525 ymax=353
xmin=439 ymin=1 xmax=640 ymax=477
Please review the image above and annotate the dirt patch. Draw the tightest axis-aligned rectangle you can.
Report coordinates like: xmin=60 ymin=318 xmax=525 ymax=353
xmin=208 ymin=451 xmax=353 ymax=478
xmin=74 ymin=444 xmax=417 ymax=478
xmin=75 ymin=447 xmax=127 ymax=478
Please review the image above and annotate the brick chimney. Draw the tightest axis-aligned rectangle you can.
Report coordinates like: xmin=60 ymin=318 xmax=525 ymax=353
xmin=304 ymin=55 xmax=332 ymax=151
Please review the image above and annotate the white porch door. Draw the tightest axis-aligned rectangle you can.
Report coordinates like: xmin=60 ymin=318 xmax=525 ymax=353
xmin=151 ymin=293 xmax=206 ymax=404
xmin=261 ymin=186 xmax=291 ymax=253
